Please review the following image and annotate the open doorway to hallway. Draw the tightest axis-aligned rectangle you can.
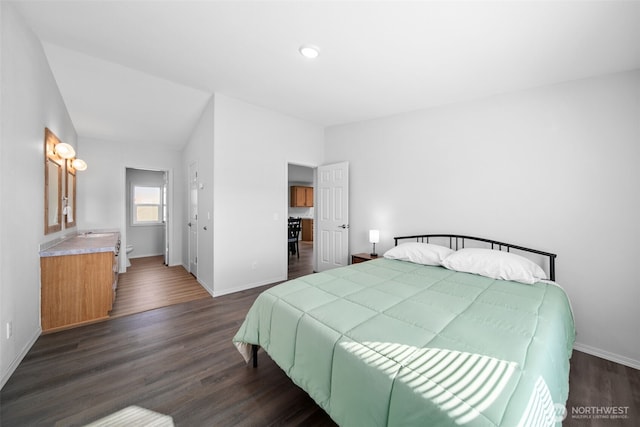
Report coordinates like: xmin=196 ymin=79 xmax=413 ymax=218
xmin=288 ymin=164 xmax=314 ymax=279
xmin=112 ymin=167 xmax=204 ymax=318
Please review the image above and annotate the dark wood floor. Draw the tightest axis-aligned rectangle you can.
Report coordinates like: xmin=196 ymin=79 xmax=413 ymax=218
xmin=565 ymin=351 xmax=639 ymax=426
xmin=0 ymin=285 xmax=335 ymax=427
xmin=1 ymin=243 xmax=638 ymax=426
xmin=288 ymin=240 xmax=314 ymax=280
xmin=111 ymin=239 xmax=312 ymax=320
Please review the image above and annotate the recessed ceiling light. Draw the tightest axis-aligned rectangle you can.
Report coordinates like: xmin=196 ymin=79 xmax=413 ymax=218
xmin=299 ymin=44 xmax=320 ymax=59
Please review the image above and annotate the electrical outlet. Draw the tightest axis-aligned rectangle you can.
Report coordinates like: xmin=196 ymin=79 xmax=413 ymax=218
xmin=251 ymin=261 xmax=257 ymax=270
xmin=6 ymin=321 xmax=13 ymax=339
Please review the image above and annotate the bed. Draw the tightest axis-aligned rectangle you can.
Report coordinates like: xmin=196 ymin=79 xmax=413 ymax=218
xmin=233 ymin=234 xmax=575 ymax=426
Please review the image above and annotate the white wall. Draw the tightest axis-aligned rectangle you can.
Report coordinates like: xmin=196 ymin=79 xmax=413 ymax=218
xmin=181 ymin=94 xmax=323 ymax=296
xmin=126 ymin=168 xmax=166 ymax=258
xmin=77 ymin=137 xmax=184 ymax=272
xmin=325 ymin=69 xmax=640 ymax=368
xmin=211 ymin=94 xmax=324 ymax=296
xmin=0 ymin=3 xmax=77 ymax=388
xmin=182 ymin=95 xmax=215 ymax=293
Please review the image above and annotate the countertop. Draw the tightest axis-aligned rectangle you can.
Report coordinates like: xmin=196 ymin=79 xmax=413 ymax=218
xmin=39 ymin=232 xmax=121 ymax=257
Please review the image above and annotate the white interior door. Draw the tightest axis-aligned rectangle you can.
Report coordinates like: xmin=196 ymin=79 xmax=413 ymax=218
xmin=316 ymin=161 xmax=349 ymax=272
xmin=188 ymin=162 xmax=198 ymax=276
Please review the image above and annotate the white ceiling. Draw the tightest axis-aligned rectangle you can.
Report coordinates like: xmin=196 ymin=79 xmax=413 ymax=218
xmin=12 ymin=1 xmax=640 ymax=149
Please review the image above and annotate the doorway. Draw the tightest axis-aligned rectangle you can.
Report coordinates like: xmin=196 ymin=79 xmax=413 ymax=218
xmin=287 ymin=163 xmax=315 ymax=279
xmin=125 ymin=168 xmax=168 ymax=269
xmin=188 ymin=162 xmax=198 ymax=277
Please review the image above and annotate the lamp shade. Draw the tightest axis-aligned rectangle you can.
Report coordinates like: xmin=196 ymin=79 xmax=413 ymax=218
xmin=369 ymin=229 xmax=380 ymax=244
xmin=55 ymin=143 xmax=76 ymax=159
xmin=71 ymin=158 xmax=88 ymax=171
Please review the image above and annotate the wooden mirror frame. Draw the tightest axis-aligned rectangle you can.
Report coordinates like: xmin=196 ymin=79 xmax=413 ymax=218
xmin=65 ymin=160 xmax=77 ymax=228
xmin=44 ymin=128 xmax=64 ymax=234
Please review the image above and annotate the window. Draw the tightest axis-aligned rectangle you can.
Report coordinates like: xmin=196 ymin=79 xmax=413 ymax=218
xmin=132 ymin=185 xmax=162 ymax=225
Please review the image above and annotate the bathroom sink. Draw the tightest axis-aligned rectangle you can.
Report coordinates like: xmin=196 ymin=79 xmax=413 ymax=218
xmin=79 ymin=233 xmax=114 ymax=238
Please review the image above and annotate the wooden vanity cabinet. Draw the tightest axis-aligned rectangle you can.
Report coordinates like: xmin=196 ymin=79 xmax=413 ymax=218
xmin=290 ymin=186 xmax=314 ymax=207
xmin=40 ymin=251 xmax=117 ymax=332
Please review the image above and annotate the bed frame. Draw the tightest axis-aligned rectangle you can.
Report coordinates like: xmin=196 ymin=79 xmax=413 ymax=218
xmin=393 ymin=233 xmax=557 ymax=281
xmin=250 ymin=233 xmax=557 ymax=368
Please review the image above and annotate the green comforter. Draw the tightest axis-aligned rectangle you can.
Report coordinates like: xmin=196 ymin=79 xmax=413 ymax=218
xmin=233 ymin=258 xmax=575 ymax=426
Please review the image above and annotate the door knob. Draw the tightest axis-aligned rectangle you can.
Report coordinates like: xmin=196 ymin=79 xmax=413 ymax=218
xmin=338 ymin=224 xmax=350 ymax=229
xmin=188 ymin=222 xmax=192 ymax=227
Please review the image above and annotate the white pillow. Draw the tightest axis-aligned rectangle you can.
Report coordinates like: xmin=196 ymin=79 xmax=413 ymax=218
xmin=441 ymin=248 xmax=547 ymax=284
xmin=383 ymin=242 xmax=454 ymax=266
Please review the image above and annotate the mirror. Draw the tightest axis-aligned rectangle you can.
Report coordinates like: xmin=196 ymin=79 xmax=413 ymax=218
xmin=44 ymin=128 xmax=63 ymax=234
xmin=65 ymin=161 xmax=76 ymax=228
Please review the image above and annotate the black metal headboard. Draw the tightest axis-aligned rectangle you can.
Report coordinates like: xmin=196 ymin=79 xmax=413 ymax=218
xmin=393 ymin=234 xmax=557 ymax=281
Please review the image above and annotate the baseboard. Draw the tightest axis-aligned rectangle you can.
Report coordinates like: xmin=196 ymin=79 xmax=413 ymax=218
xmin=128 ymin=253 xmax=163 ymax=259
xmin=1 ymin=327 xmax=41 ymax=390
xmin=573 ymin=342 xmax=640 ymax=370
xmin=174 ymin=262 xmax=213 ymax=296
xmin=198 ymin=278 xmax=214 ymax=297
xmin=213 ymin=276 xmax=285 ymax=298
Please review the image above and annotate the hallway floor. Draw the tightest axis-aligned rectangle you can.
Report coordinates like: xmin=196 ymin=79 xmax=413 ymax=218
xmin=109 ymin=256 xmax=211 ymax=319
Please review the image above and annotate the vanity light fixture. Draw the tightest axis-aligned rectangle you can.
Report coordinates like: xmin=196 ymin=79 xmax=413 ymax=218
xmin=299 ymin=44 xmax=320 ymax=59
xmin=369 ymin=229 xmax=380 ymax=256
xmin=55 ymin=142 xmax=76 ymax=159
xmin=53 ymin=141 xmax=87 ymax=170
xmin=71 ymin=158 xmax=88 ymax=171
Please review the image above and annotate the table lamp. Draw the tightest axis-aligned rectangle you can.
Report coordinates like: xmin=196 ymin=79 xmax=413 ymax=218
xmin=369 ymin=229 xmax=379 ymax=256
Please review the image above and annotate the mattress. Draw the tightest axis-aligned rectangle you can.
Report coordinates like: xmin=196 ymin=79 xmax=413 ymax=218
xmin=233 ymin=258 xmax=575 ymax=426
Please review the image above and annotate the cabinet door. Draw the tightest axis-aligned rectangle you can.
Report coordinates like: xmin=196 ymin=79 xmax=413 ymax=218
xmin=291 ymin=186 xmax=305 ymax=207
xmin=296 ymin=187 xmax=307 ymax=207
xmin=291 ymin=186 xmax=314 ymax=207
xmin=304 ymin=187 xmax=314 ymax=207
xmin=41 ymin=252 xmax=113 ymax=332
xmin=301 ymin=218 xmax=313 ymax=241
